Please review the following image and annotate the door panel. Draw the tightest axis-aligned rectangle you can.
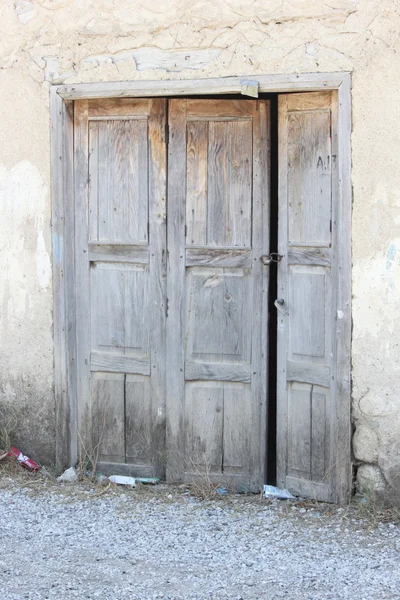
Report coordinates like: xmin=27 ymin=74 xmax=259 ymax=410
xmin=287 ymin=111 xmax=332 ymax=245
xmin=89 ymin=119 xmax=149 ymax=244
xmin=74 ymin=99 xmax=167 ymax=477
xmin=91 ymin=372 xmax=125 ymax=463
xmin=167 ymin=99 xmax=270 ymax=491
xmin=277 ymin=91 xmax=338 ymax=502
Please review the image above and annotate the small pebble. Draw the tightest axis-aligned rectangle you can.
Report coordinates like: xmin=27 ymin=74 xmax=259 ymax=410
xmin=0 ymin=483 xmax=398 ymax=599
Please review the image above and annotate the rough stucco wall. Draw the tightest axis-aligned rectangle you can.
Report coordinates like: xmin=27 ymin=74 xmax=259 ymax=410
xmin=0 ymin=0 xmax=399 ymax=491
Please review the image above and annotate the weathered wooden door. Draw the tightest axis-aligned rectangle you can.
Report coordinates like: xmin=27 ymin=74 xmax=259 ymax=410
xmin=277 ymin=91 xmax=347 ymax=502
xmin=74 ymin=97 xmax=269 ymax=486
xmin=74 ymin=99 xmax=167 ymax=477
xmin=72 ymin=92 xmax=348 ymax=498
xmin=166 ymin=100 xmax=270 ymax=491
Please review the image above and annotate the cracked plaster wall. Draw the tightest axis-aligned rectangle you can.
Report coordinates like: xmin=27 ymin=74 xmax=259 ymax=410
xmin=0 ymin=0 xmax=399 ymax=494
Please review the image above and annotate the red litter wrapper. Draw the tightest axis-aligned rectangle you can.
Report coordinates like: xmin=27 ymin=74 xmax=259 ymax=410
xmin=8 ymin=446 xmax=40 ymax=471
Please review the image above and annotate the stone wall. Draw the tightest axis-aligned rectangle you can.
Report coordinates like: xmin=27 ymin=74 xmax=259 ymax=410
xmin=0 ymin=0 xmax=399 ymax=495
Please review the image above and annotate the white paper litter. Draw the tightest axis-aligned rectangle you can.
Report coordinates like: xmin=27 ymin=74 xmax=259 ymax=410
xmin=108 ymin=475 xmax=136 ymax=487
xmin=263 ymin=484 xmax=295 ymax=500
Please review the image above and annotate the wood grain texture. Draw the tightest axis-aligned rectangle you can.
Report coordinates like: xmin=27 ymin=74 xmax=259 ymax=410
xmin=63 ymin=99 xmax=77 ymax=466
xmin=276 ymin=95 xmax=289 ymax=492
xmin=91 ymin=265 xmax=125 ymax=349
xmin=147 ymin=98 xmax=168 ymax=477
xmin=74 ymin=97 xmax=167 ymax=477
xmin=250 ymin=100 xmax=270 ymax=488
xmin=166 ymin=99 xmax=188 ymax=482
xmin=186 ymin=267 xmax=251 ymax=365
xmin=125 ymin=374 xmax=152 ymax=465
xmin=167 ymin=98 xmax=270 ymax=491
xmin=186 ymin=121 xmax=208 ymax=245
xmin=286 ymin=361 xmax=331 ymax=388
xmin=186 ymin=248 xmax=252 ymax=268
xmin=56 ymin=72 xmax=348 ymax=100
xmin=223 ymin=383 xmax=252 ymax=474
xmin=88 ymin=243 xmax=149 ymax=263
xmin=54 ymin=75 xmax=350 ymax=501
xmin=334 ymin=78 xmax=352 ymax=503
xmin=277 ymin=90 xmax=346 ymax=503
xmin=288 ymin=247 xmax=331 ymax=266
xmin=186 ymin=99 xmax=254 ymax=119
xmin=90 ymin=263 xmax=149 ymax=355
xmin=91 ymin=372 xmax=125 ymax=463
xmin=287 ymin=383 xmax=311 ymax=476
xmin=207 ymin=120 xmax=252 ymax=247
xmin=286 ymin=382 xmax=330 ymax=487
xmin=285 ymin=476 xmax=332 ymax=503
xmin=286 ymin=91 xmax=332 ymax=111
xmin=184 ymin=383 xmax=223 ymax=470
xmin=90 ymin=352 xmax=151 ymax=376
xmin=88 ymin=121 xmax=99 ymax=241
xmin=94 ymin=119 xmax=149 ymax=244
xmin=96 ymin=462 xmax=156 ymax=478
xmin=52 ymin=89 xmax=76 ymax=466
xmin=288 ymin=266 xmax=328 ymax=360
xmin=88 ymin=98 xmax=150 ymax=117
xmin=185 ymin=362 xmax=251 ymax=382
xmin=287 ymin=110 xmax=332 ymax=245
xmin=74 ymin=100 xmax=91 ymax=446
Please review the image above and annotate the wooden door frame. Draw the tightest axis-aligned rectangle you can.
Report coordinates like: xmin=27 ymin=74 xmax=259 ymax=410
xmin=51 ymin=72 xmax=352 ymax=501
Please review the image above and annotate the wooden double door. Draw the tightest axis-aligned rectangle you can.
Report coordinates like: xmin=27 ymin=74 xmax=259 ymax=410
xmin=74 ymin=93 xmax=340 ymax=499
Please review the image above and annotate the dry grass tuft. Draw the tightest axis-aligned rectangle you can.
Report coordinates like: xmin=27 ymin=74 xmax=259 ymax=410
xmin=353 ymin=487 xmax=400 ymax=526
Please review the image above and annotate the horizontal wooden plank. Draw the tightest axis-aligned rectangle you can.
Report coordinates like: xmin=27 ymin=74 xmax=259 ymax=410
xmin=88 ymin=243 xmax=149 ymax=264
xmin=186 ymin=99 xmax=254 ymax=118
xmin=56 ymin=73 xmax=349 ymax=100
xmin=288 ymin=242 xmax=331 ymax=248
xmin=285 ymin=476 xmax=333 ymax=502
xmin=287 ymin=247 xmax=331 ymax=267
xmin=185 ymin=362 xmax=251 ymax=382
xmin=286 ymin=361 xmax=330 ymax=388
xmin=186 ymin=248 xmax=252 ymax=268
xmin=187 ymin=116 xmax=252 ymax=122
xmin=286 ymin=91 xmax=332 ymax=111
xmin=88 ymin=99 xmax=150 ymax=117
xmin=97 ymin=462 xmax=155 ymax=478
xmin=91 ymin=352 xmax=151 ymax=376
xmin=88 ymin=116 xmax=148 ymax=121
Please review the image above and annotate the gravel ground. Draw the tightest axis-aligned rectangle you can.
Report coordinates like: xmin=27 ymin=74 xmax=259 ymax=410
xmin=0 ymin=479 xmax=399 ymax=600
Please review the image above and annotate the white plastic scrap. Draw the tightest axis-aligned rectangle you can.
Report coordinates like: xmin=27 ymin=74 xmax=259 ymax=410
xmin=108 ymin=475 xmax=136 ymax=487
xmin=263 ymin=484 xmax=295 ymax=500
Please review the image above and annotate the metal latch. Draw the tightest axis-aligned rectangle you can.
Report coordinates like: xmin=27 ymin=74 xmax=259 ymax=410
xmin=260 ymin=253 xmax=283 ymax=265
xmin=274 ymin=298 xmax=289 ymax=316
